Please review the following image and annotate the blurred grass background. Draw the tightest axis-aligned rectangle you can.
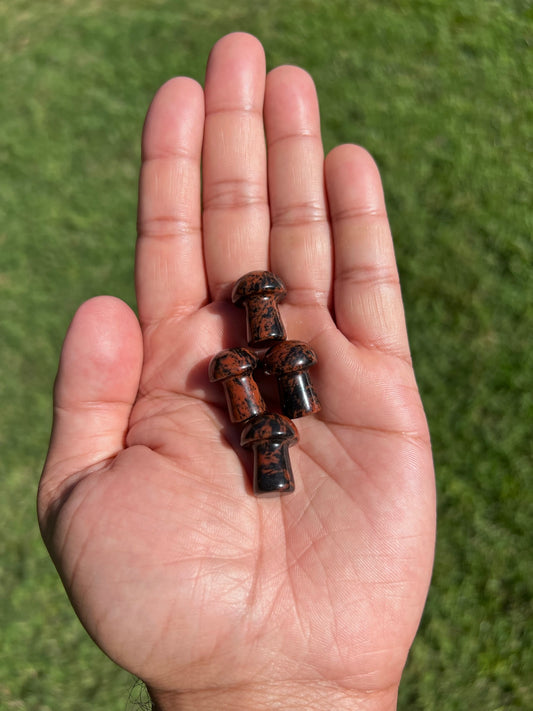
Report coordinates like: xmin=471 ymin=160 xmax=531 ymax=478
xmin=0 ymin=0 xmax=531 ymax=708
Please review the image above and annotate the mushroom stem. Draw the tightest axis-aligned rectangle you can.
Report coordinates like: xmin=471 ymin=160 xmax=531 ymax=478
xmin=278 ymin=371 xmax=321 ymax=419
xmin=209 ymin=347 xmax=265 ymax=423
xmin=243 ymin=295 xmax=286 ymax=346
xmin=223 ymin=374 xmax=265 ymax=423
xmin=252 ymin=440 xmax=295 ymax=496
xmin=232 ymin=271 xmax=287 ymax=346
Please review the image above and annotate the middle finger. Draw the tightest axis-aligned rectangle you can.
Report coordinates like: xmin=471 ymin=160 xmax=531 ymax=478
xmin=265 ymin=65 xmax=332 ymax=311
xmin=202 ymin=33 xmax=270 ymax=301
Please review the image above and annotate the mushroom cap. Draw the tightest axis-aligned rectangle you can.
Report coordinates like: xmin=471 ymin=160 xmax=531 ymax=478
xmin=231 ymin=270 xmax=287 ymax=305
xmin=208 ymin=347 xmax=258 ymax=382
xmin=241 ymin=413 xmax=299 ymax=448
xmin=263 ymin=340 xmax=317 ymax=375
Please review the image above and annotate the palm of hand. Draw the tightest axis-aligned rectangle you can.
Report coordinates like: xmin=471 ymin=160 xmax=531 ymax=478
xmin=39 ymin=34 xmax=435 ymax=703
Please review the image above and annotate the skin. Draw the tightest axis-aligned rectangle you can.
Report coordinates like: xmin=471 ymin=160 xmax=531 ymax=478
xmin=38 ymin=33 xmax=436 ymax=711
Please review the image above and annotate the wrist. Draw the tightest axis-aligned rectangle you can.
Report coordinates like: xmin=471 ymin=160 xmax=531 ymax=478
xmin=148 ymin=681 xmax=398 ymax=711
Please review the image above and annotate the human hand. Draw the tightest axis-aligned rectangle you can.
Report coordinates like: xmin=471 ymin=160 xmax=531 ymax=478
xmin=38 ymin=33 xmax=435 ymax=711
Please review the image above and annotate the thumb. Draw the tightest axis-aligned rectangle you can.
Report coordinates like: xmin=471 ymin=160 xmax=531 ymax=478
xmin=38 ymin=296 xmax=143 ymax=533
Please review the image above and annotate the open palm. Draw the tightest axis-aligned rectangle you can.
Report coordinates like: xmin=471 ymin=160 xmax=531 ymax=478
xmin=38 ymin=34 xmax=435 ymax=710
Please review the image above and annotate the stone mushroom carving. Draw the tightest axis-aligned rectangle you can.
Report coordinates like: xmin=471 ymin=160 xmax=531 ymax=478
xmin=231 ymin=270 xmax=287 ymax=347
xmin=263 ymin=340 xmax=321 ymax=419
xmin=241 ymin=413 xmax=298 ymax=496
xmin=208 ymin=347 xmax=266 ymax=423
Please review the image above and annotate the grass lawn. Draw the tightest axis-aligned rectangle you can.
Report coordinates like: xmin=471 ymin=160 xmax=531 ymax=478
xmin=1 ymin=0 xmax=531 ymax=708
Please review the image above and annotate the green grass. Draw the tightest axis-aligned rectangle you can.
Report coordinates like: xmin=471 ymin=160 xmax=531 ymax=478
xmin=1 ymin=0 xmax=531 ymax=708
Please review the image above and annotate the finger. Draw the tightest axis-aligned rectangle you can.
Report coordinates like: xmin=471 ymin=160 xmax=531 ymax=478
xmin=136 ymin=77 xmax=206 ymax=328
xmin=38 ymin=297 xmax=143 ymax=528
xmin=265 ymin=65 xmax=331 ymax=309
xmin=202 ymin=33 xmax=270 ymax=300
xmin=325 ymin=144 xmax=411 ymax=361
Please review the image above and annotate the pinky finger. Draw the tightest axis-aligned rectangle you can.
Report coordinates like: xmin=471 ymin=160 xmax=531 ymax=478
xmin=325 ymin=144 xmax=411 ymax=362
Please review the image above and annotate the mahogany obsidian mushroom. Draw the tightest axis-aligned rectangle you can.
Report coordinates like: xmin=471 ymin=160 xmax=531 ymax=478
xmin=241 ymin=413 xmax=298 ymax=496
xmin=263 ymin=340 xmax=321 ymax=419
xmin=231 ymin=271 xmax=287 ymax=347
xmin=208 ymin=347 xmax=266 ymax=423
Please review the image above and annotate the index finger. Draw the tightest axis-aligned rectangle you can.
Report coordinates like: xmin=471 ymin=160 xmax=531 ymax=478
xmin=201 ymin=33 xmax=270 ymax=301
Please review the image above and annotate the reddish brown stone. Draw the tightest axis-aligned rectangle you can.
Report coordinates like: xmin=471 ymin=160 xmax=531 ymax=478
xmin=241 ymin=413 xmax=298 ymax=496
xmin=263 ymin=340 xmax=321 ymax=419
xmin=209 ymin=348 xmax=266 ymax=423
xmin=232 ymin=271 xmax=287 ymax=346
